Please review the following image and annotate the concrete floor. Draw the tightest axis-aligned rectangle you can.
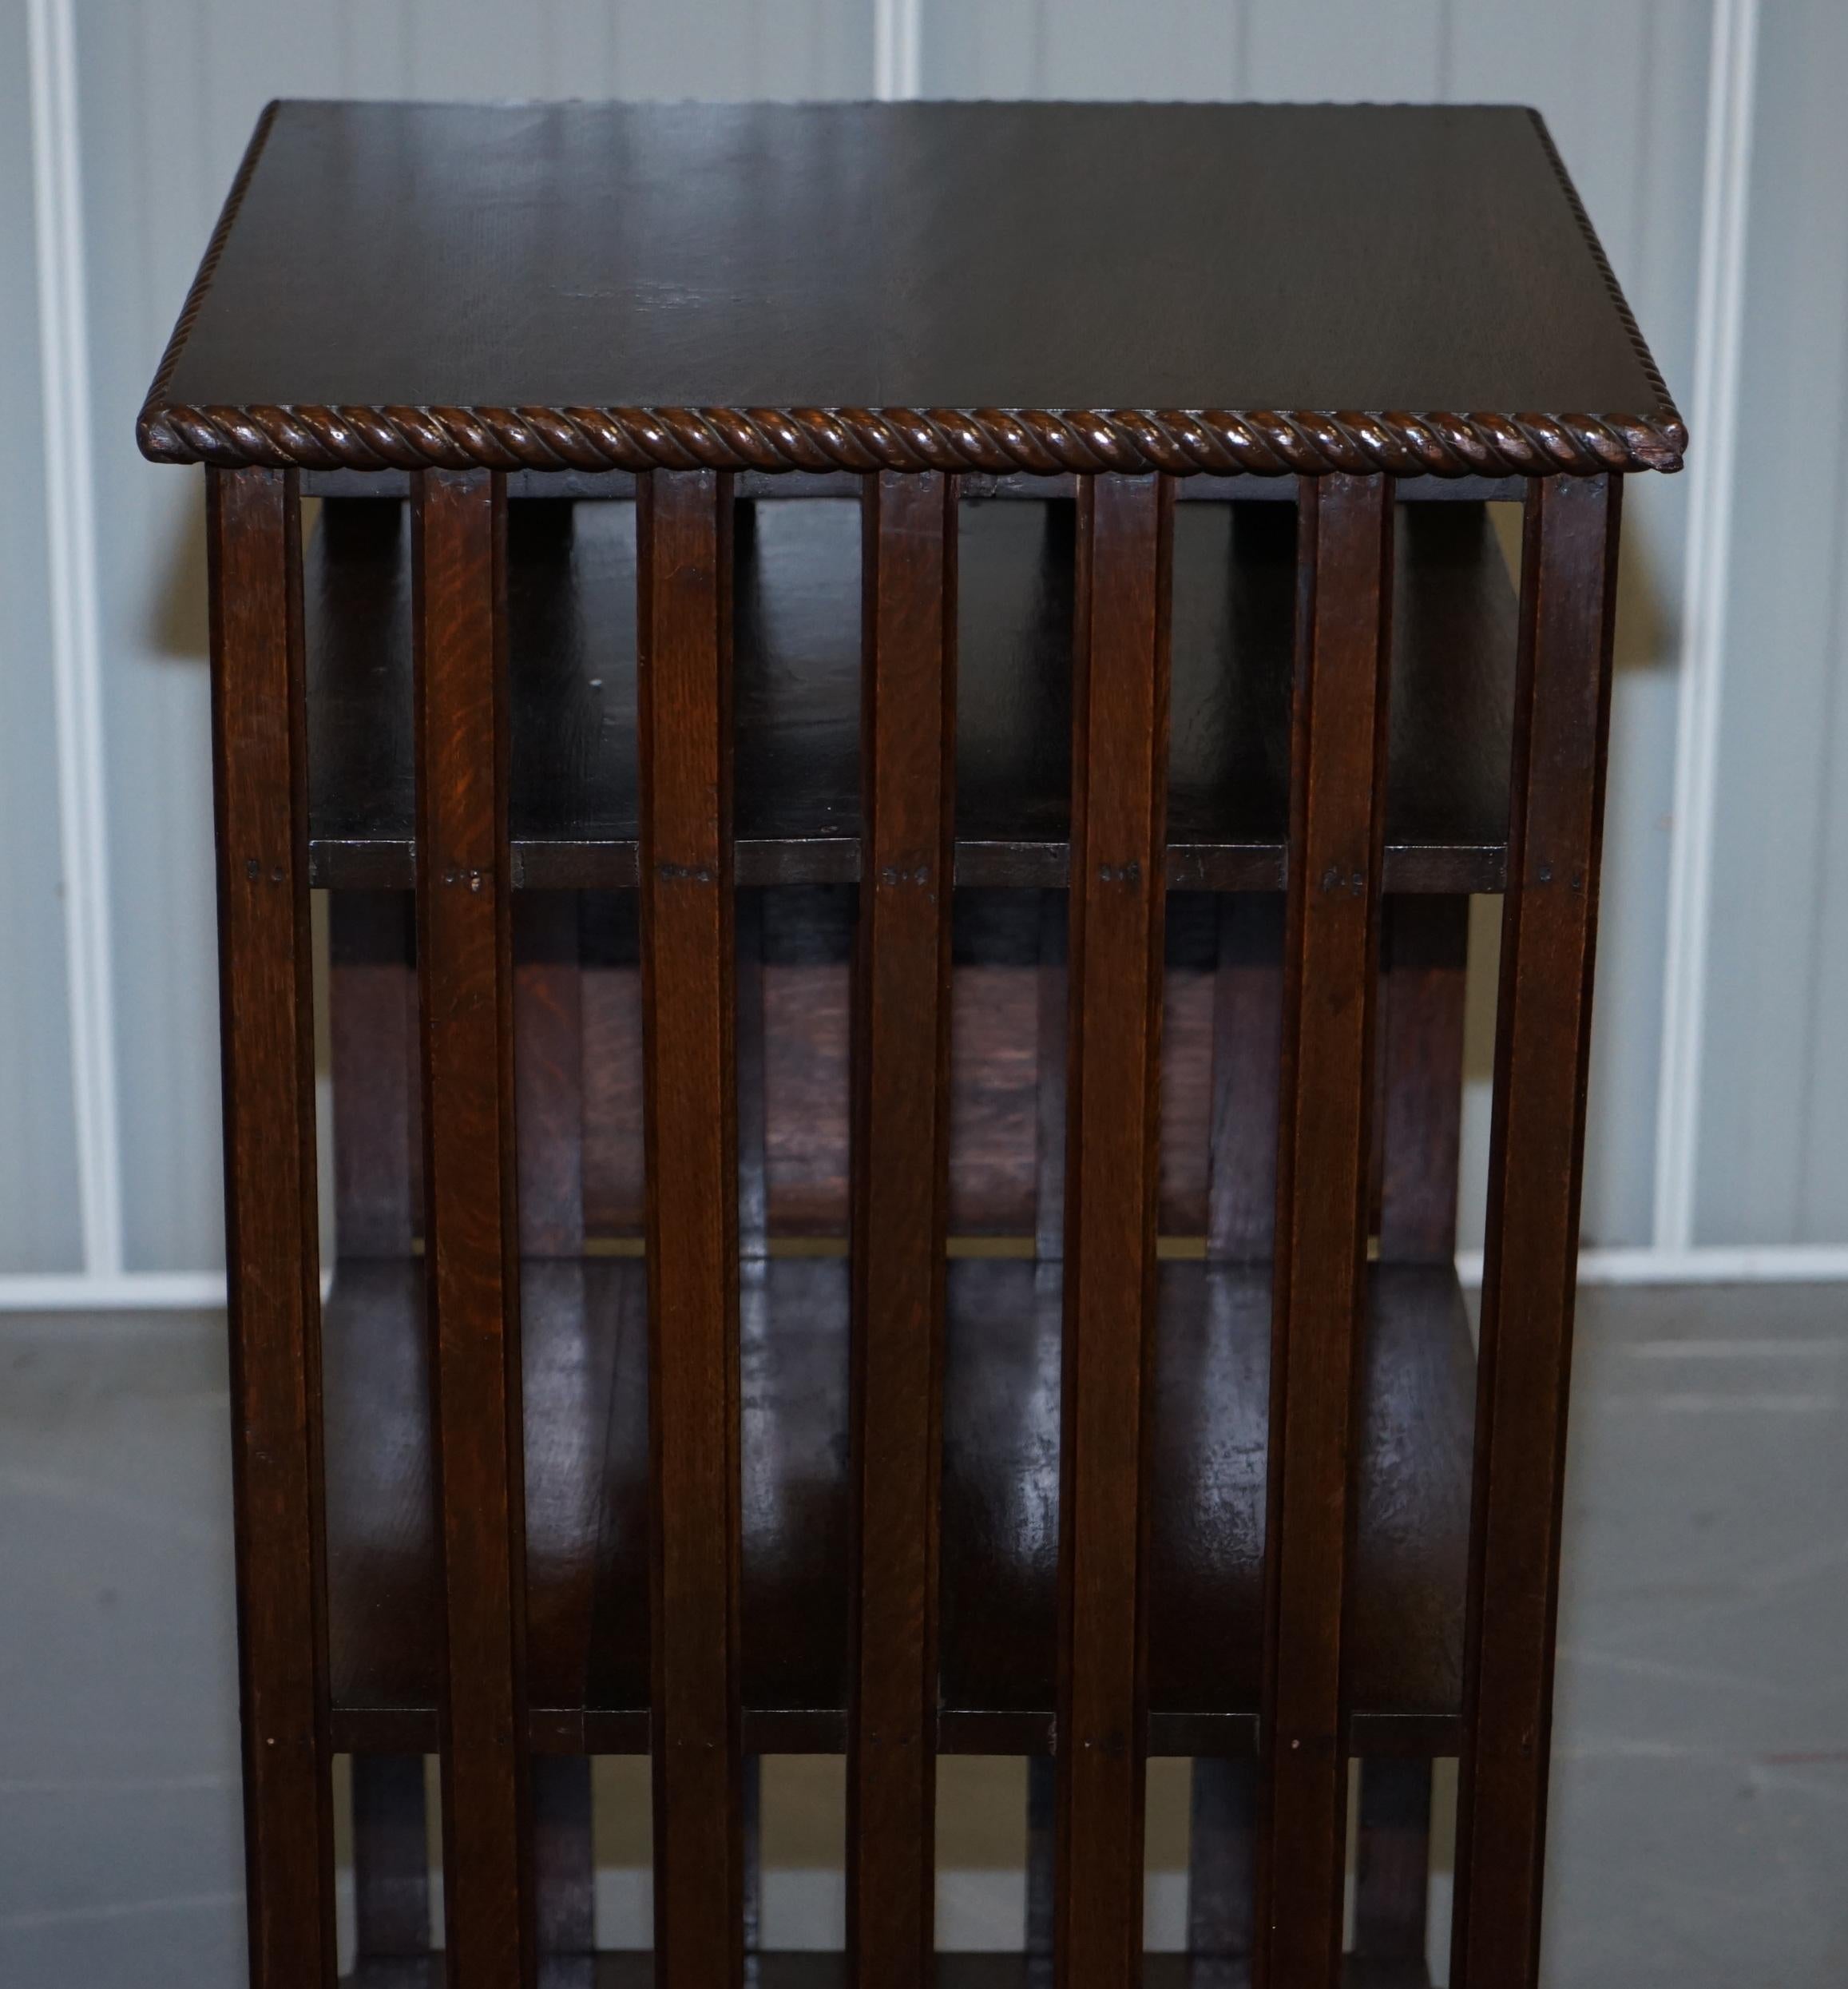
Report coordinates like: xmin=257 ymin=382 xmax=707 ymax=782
xmin=2 ymin=1282 xmax=1845 ymax=1986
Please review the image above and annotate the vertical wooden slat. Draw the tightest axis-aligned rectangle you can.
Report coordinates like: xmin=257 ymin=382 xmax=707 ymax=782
xmin=637 ymin=466 xmax=744 ymax=1989
xmin=1452 ymin=472 xmax=1621 ymax=1989
xmin=1055 ymin=471 xmax=1173 ymax=1989
xmin=1255 ymin=472 xmax=1394 ymax=1989
xmin=208 ymin=464 xmax=337 ymax=1988
xmin=412 ymin=466 xmax=533 ymax=1989
xmin=846 ymin=468 xmax=958 ymax=1989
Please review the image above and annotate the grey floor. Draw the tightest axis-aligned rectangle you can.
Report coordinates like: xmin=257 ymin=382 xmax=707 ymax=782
xmin=3 ymin=1283 xmax=1845 ymax=1986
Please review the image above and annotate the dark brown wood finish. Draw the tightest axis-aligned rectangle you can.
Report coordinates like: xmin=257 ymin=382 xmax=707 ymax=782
xmin=1257 ymin=474 xmax=1394 ymax=1989
xmin=352 ymin=1756 xmax=430 ymax=1962
xmin=1353 ymin=1759 xmax=1432 ymax=1966
xmin=1055 ymin=473 xmax=1172 ymax=1989
xmin=141 ymin=104 xmax=1683 ymax=479
xmin=637 ymin=467 xmax=744 ymax=1989
xmin=1378 ymin=897 xmax=1470 ymax=1263
xmin=1452 ymin=473 xmax=1622 ymax=1989
xmin=207 ymin=465 xmax=337 ymax=1988
xmin=303 ymin=494 xmax=1517 ymax=896
xmin=329 ymin=891 xmax=418 ymax=1257
xmin=411 ymin=466 xmax=533 ymax=1989
xmin=322 ymin=1252 xmax=1471 ymax=1759
xmin=846 ymin=471 xmax=958 ymax=1989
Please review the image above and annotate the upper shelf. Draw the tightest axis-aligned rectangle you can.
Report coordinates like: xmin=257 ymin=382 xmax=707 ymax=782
xmin=307 ymin=491 xmax=1517 ymax=894
xmin=139 ymin=100 xmax=1682 ymax=479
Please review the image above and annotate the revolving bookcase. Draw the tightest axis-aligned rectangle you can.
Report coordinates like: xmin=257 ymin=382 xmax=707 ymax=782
xmin=139 ymin=98 xmax=1683 ymax=1989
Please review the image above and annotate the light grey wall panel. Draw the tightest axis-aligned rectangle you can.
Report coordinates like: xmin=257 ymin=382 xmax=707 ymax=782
xmin=1446 ymin=2 xmax=1710 ymax=1248
xmin=0 ymin=0 xmax=84 ymax=1272
xmin=1242 ymin=0 xmax=1443 ymax=100
xmin=1696 ymin=0 xmax=1848 ymax=1245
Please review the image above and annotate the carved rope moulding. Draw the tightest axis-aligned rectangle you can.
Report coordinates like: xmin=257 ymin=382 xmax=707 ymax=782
xmin=137 ymin=399 xmax=1685 ymax=476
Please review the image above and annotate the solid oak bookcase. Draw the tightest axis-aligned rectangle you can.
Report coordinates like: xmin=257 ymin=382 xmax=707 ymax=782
xmin=137 ymin=98 xmax=1683 ymax=1989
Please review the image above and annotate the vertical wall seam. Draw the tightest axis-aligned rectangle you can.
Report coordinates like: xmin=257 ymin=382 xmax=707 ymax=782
xmin=1653 ymin=0 xmax=1760 ymax=1250
xmin=1793 ymin=276 xmax=1848 ymax=1236
xmin=874 ymin=0 xmax=922 ymax=101
xmin=27 ymin=0 xmax=123 ymax=1276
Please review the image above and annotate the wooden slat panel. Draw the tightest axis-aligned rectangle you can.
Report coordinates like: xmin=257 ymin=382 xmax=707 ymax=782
xmin=514 ymin=891 xmax=585 ymax=1257
xmin=533 ymin=1756 xmax=594 ymax=1956
xmin=412 ymin=466 xmax=533 ymax=1987
xmin=207 ymin=465 xmax=337 ymax=1987
xmin=352 ymin=1756 xmax=430 ymax=1960
xmin=847 ymin=470 xmax=958 ymax=1989
xmin=637 ymin=466 xmax=744 ymax=1989
xmin=1452 ymin=472 xmax=1621 ymax=1989
xmin=1352 ymin=1757 xmax=1431 ymax=1963
xmin=1055 ymin=472 xmax=1173 ymax=1989
xmin=330 ymin=891 xmax=417 ymax=1257
xmin=1205 ymin=895 xmax=1284 ymax=1263
xmin=1378 ymin=896 xmax=1469 ymax=1263
xmin=1188 ymin=1758 xmax=1258 ymax=1959
xmin=1257 ymin=473 xmax=1394 ymax=1988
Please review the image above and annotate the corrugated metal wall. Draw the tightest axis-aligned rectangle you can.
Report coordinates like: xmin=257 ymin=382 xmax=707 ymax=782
xmin=0 ymin=0 xmax=1833 ymax=1293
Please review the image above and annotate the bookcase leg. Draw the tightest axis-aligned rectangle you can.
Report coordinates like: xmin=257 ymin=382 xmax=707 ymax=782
xmin=1256 ymin=473 xmax=1395 ymax=1989
xmin=1452 ymin=474 xmax=1621 ymax=1989
xmin=207 ymin=464 xmax=339 ymax=1988
xmin=1054 ymin=472 xmax=1173 ymax=1989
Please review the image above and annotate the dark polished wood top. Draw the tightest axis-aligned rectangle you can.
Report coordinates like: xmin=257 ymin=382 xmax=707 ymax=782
xmin=141 ymin=99 xmax=1682 ymax=478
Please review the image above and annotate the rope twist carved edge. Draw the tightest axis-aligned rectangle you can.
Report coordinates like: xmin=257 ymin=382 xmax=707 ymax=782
xmin=138 ymin=399 xmax=1685 ymax=477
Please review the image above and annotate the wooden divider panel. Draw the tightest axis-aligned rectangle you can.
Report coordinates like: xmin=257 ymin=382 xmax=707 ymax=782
xmin=208 ymin=465 xmax=337 ymax=1988
xmin=637 ymin=467 xmax=744 ymax=1989
xmin=412 ymin=466 xmax=533 ymax=1988
xmin=1054 ymin=472 xmax=1173 ymax=1989
xmin=1257 ymin=473 xmax=1394 ymax=1989
xmin=1378 ymin=895 xmax=1470 ymax=1263
xmin=846 ymin=470 xmax=958 ymax=1989
xmin=1452 ymin=473 xmax=1621 ymax=1989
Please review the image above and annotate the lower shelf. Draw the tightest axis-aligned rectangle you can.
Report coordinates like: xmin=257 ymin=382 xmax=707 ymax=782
xmin=324 ymin=1256 xmax=1473 ymax=1757
xmin=343 ymin=1956 xmax=1430 ymax=1989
